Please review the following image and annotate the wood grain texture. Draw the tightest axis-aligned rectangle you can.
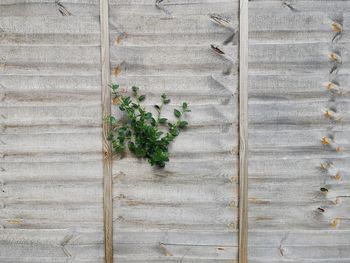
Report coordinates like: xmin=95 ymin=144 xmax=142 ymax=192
xmin=0 ymin=1 xmax=104 ymax=262
xmin=3 ymin=1 xmax=349 ymax=262
xmin=110 ymin=0 xmax=239 ymax=261
xmin=238 ymin=0 xmax=248 ymax=262
xmin=248 ymin=1 xmax=350 ymax=262
xmin=99 ymin=0 xmax=113 ymax=262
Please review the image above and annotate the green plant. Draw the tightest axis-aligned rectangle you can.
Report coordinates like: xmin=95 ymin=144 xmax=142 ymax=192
xmin=106 ymin=84 xmax=190 ymax=168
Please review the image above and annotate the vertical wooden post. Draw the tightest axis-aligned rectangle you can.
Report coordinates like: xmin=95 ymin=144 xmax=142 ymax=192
xmin=238 ymin=0 xmax=248 ymax=262
xmin=99 ymin=0 xmax=113 ymax=262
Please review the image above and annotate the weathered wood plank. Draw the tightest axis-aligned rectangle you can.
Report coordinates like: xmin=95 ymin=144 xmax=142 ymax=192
xmin=113 ymin=203 xmax=236 ymax=226
xmin=0 ymin=243 xmax=104 ymax=258
xmin=114 ymin=229 xmax=238 ymax=245
xmin=1 ymin=151 xmax=101 ymax=161
xmin=0 ymin=16 xmax=100 ymax=34
xmin=109 ymin=0 xmax=235 ymax=5
xmin=248 ymin=0 xmax=350 ymax=261
xmin=0 ymin=46 xmax=100 ymax=64
xmin=238 ymin=0 xmax=248 ymax=262
xmin=249 ymin=74 xmax=350 ymax=100
xmin=0 ymin=0 xmax=99 ymax=4
xmin=0 ymin=204 xmax=103 ymax=227
xmin=249 ymin=99 xmax=350 ymax=125
xmin=0 ymin=181 xmax=103 ymax=202
xmin=249 ymin=129 xmax=350 ymax=152
xmin=112 ymin=158 xmax=237 ymax=182
xmin=110 ymin=0 xmax=239 ymax=261
xmin=249 ymin=0 xmax=350 ymax=13
xmin=0 ymin=259 xmax=103 ymax=263
xmin=0 ymin=3 xmax=99 ymax=16
xmin=0 ymin=75 xmax=101 ymax=92
xmin=109 ymin=13 xmax=237 ymax=32
xmin=113 ymin=180 xmax=237 ymax=204
xmin=0 ymin=1 xmax=104 ymax=262
xmin=99 ymin=0 xmax=113 ymax=262
xmin=114 ymin=75 xmax=237 ymax=92
xmin=109 ymin=0 xmax=238 ymax=15
xmin=110 ymin=45 xmax=237 ymax=64
xmin=114 ymin=243 xmax=237 ymax=260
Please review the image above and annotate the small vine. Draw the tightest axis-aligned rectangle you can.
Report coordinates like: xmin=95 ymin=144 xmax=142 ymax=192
xmin=106 ymin=84 xmax=190 ymax=168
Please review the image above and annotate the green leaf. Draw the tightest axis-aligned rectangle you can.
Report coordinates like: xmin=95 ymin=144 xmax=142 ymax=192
xmin=174 ymin=109 xmax=181 ymax=118
xmin=158 ymin=118 xmax=167 ymax=124
xmin=134 ymin=147 xmax=146 ymax=157
xmin=119 ymin=126 xmax=127 ymax=132
xmin=105 ymin=116 xmax=116 ymax=124
xmin=158 ymin=162 xmax=166 ymax=168
xmin=110 ymin=84 xmax=119 ymax=92
xmin=132 ymin=86 xmax=139 ymax=94
xmin=125 ymin=129 xmax=132 ymax=138
xmin=107 ymin=132 xmax=114 ymax=141
xmin=113 ymin=144 xmax=124 ymax=153
xmin=123 ymin=96 xmax=131 ymax=104
xmin=150 ymin=118 xmax=157 ymax=126
xmin=178 ymin=121 xmax=188 ymax=129
xmin=170 ymin=127 xmax=179 ymax=136
xmin=138 ymin=95 xmax=146 ymax=102
xmin=107 ymin=85 xmax=190 ymax=168
xmin=145 ymin=112 xmax=152 ymax=120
